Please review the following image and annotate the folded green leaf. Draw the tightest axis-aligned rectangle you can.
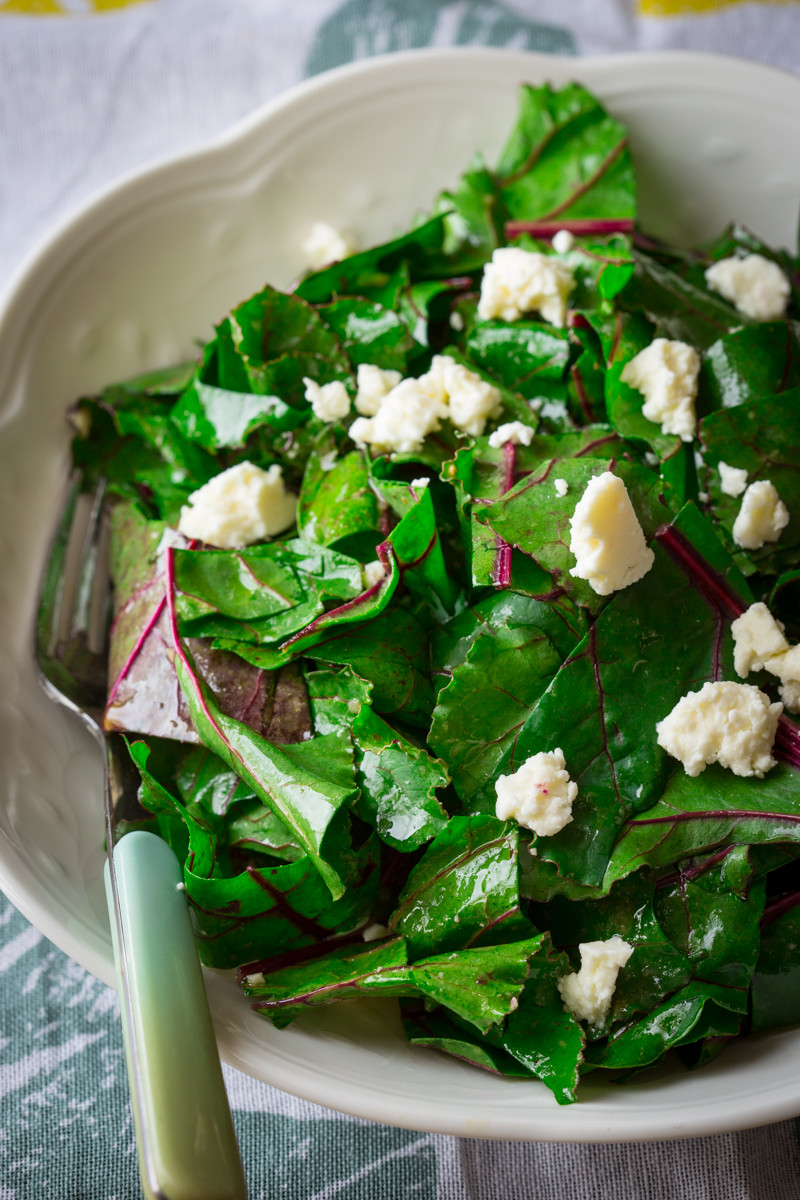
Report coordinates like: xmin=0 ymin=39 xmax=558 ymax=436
xmin=389 ymin=814 xmax=532 ymax=958
xmin=353 ymin=706 xmax=449 ymax=851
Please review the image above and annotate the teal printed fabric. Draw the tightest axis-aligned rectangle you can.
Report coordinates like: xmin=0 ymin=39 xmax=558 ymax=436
xmin=6 ymin=884 xmax=800 ymax=1199
xmin=305 ymin=0 xmax=576 ymax=75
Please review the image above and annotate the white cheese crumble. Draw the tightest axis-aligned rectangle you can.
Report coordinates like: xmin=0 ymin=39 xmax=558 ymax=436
xmin=705 ymin=253 xmax=790 ymax=321
xmin=732 ymin=602 xmax=800 ymax=714
xmin=362 ymin=559 xmax=387 ymax=589
xmin=557 ymin=936 xmax=633 ymax=1029
xmin=732 ymin=480 xmax=790 ymax=550
xmin=718 ymin=461 xmax=749 ymax=498
xmin=303 ymin=377 xmax=351 ymax=422
xmin=494 ymin=748 xmax=577 ymax=837
xmin=620 ymin=338 xmax=700 ymax=442
xmin=354 ymin=363 xmax=403 ymax=416
xmin=731 ymin=602 xmax=790 ymax=677
xmin=301 ymin=220 xmax=358 ymax=269
xmin=362 ymin=922 xmax=389 ymax=942
xmin=177 ymin=461 xmax=296 ymax=548
xmin=432 ymin=355 xmax=503 ymax=437
xmin=349 ymin=355 xmax=500 ymax=451
xmin=347 ymin=698 xmax=362 ymax=715
xmin=449 ymin=311 xmax=465 ymax=332
xmin=477 ymin=247 xmax=575 ymax=327
xmin=487 ymin=420 xmax=535 ymax=449
xmin=554 ymin=478 xmax=569 ymax=497
xmin=410 ymin=477 xmax=429 ymax=489
xmin=551 ymin=228 xmax=575 ymax=254
xmin=349 ymin=377 xmax=448 ymax=454
xmin=656 ymin=680 xmax=782 ymax=778
xmin=569 ymin=471 xmax=654 ymax=596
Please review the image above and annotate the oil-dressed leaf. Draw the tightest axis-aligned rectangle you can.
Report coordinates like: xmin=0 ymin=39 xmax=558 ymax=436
xmin=352 ymin=706 xmax=449 ymax=851
xmin=388 ymin=814 xmax=531 ymax=958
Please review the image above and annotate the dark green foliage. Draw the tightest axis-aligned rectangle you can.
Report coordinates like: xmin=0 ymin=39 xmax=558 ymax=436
xmin=67 ymin=80 xmax=800 ymax=1105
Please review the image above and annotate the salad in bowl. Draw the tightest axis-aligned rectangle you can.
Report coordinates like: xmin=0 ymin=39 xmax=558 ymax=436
xmin=64 ymin=76 xmax=800 ymax=1107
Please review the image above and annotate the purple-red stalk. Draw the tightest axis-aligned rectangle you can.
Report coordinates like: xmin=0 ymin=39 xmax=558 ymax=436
xmin=505 ymin=217 xmax=635 ymax=240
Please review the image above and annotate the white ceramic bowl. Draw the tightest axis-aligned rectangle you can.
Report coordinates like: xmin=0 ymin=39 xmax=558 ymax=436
xmin=2 ymin=47 xmax=800 ymax=1142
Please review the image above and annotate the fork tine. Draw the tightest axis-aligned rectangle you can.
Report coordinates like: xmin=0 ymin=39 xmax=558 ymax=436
xmin=35 ymin=471 xmax=109 ymax=713
xmin=35 ymin=470 xmax=83 ymax=665
xmin=72 ymin=478 xmax=110 ymax=657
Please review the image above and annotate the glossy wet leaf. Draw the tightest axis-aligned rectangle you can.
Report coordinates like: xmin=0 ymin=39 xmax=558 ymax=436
xmin=352 ymin=706 xmax=449 ymax=851
xmin=428 ymin=605 xmax=562 ymax=809
xmin=297 ymin=448 xmax=381 ymax=550
xmin=388 ymin=814 xmax=532 ymax=958
xmin=244 ymin=938 xmax=413 ymax=1029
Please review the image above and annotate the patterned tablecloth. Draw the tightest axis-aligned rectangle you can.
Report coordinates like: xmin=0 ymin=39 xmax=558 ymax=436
xmin=4 ymin=2 xmax=800 ymax=1198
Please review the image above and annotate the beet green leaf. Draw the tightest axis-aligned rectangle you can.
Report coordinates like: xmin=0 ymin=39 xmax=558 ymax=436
xmin=352 ymin=705 xmax=449 ymax=852
xmin=388 ymin=814 xmax=531 ymax=958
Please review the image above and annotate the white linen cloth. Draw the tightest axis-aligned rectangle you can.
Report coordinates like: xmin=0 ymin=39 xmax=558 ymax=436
xmin=3 ymin=3 xmax=800 ymax=1198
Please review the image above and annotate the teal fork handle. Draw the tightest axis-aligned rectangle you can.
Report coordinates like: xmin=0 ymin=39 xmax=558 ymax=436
xmin=105 ymin=831 xmax=247 ymax=1200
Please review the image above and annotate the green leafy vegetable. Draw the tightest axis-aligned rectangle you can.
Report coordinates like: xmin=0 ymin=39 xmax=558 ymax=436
xmin=65 ymin=78 xmax=800 ymax=1102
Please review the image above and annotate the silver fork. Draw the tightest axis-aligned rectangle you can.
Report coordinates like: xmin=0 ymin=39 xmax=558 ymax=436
xmin=35 ymin=472 xmax=247 ymax=1200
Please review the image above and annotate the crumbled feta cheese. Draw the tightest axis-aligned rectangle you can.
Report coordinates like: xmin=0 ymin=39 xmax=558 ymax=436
xmin=243 ymin=971 xmax=265 ymax=988
xmin=362 ymin=922 xmax=389 ymax=942
xmin=698 ymin=491 xmax=709 ymax=504
xmin=177 ymin=461 xmax=296 ymax=548
xmin=557 ymin=936 xmax=633 ymax=1029
xmin=351 ymin=355 xmax=500 ymax=449
xmin=301 ymin=220 xmax=358 ymax=269
xmin=718 ymin=461 xmax=749 ymax=498
xmin=554 ymin=478 xmax=569 ymax=497
xmin=732 ymin=480 xmax=789 ymax=550
xmin=731 ymin=602 xmax=790 ymax=677
xmin=363 ymin=559 xmax=386 ymax=589
xmin=732 ymin=602 xmax=800 ymax=712
xmin=477 ymin=247 xmax=575 ymax=327
xmin=620 ymin=338 xmax=700 ymax=442
xmin=303 ymin=377 xmax=350 ymax=422
xmin=569 ymin=471 xmax=654 ymax=595
xmin=656 ymin=680 xmax=781 ymax=778
xmin=449 ymin=311 xmax=465 ymax=332
xmin=487 ymin=421 xmax=535 ymax=449
xmin=779 ymin=680 xmax=800 ymax=714
xmin=347 ymin=698 xmax=361 ymax=715
xmin=494 ymin=748 xmax=577 ymax=837
xmin=349 ymin=375 xmax=448 ymax=454
xmin=410 ymin=477 xmax=429 ymax=489
xmin=354 ymin=363 xmax=403 ymax=416
xmin=705 ymin=253 xmax=790 ymax=321
xmin=767 ymin=645 xmax=800 ymax=691
xmin=433 ymin=355 xmax=502 ymax=437
xmin=551 ymin=228 xmax=575 ymax=254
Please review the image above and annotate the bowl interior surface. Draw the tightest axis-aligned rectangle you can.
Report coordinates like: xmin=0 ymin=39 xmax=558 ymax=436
xmin=2 ymin=47 xmax=800 ymax=1141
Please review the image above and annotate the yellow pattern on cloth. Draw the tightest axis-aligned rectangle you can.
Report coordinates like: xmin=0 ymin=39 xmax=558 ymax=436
xmin=639 ymin=0 xmax=798 ymax=13
xmin=0 ymin=0 xmax=151 ymax=11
